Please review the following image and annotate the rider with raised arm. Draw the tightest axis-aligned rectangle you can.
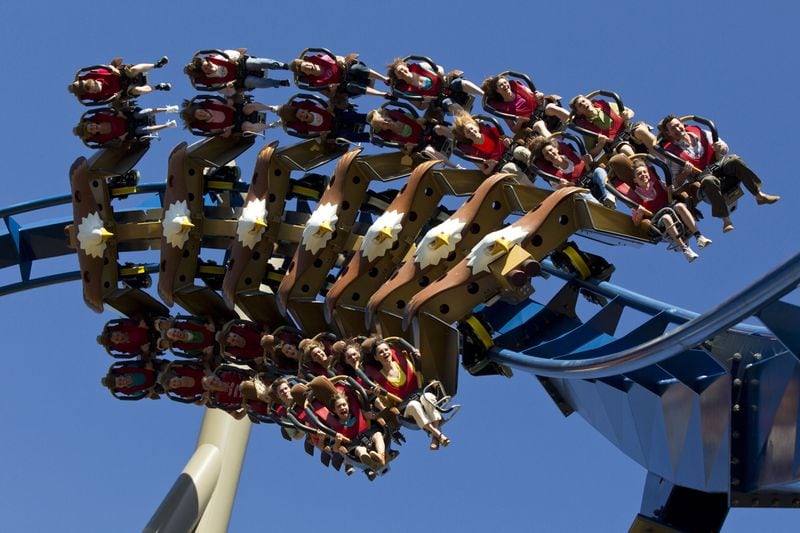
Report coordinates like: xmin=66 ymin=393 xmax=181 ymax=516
xmin=362 ymin=337 xmax=451 ymax=451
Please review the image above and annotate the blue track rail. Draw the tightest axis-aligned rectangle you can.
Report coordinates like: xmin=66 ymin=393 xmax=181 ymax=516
xmin=489 ymin=253 xmax=800 ymax=379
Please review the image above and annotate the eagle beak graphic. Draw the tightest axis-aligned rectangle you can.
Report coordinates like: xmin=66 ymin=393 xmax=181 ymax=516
xmin=376 ymin=227 xmax=394 ymax=243
xmin=490 ymin=237 xmax=512 ymax=255
xmin=432 ymin=233 xmax=449 ymax=250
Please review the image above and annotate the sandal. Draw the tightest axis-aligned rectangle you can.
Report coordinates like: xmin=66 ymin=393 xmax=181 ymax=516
xmin=369 ymin=451 xmax=386 ymax=467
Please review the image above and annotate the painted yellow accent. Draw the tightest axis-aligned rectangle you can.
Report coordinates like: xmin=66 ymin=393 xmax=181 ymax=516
xmin=498 ymin=246 xmax=533 ymax=277
xmin=562 ymin=245 xmax=591 ymax=280
xmin=290 ymin=185 xmax=320 ymax=199
xmin=119 ymin=265 xmax=146 ymax=275
xmin=110 ymin=186 xmax=137 ymax=197
xmin=199 ymin=265 xmax=226 ymax=275
xmin=206 ymin=180 xmax=233 ymax=190
xmin=465 ymin=316 xmax=494 ymax=349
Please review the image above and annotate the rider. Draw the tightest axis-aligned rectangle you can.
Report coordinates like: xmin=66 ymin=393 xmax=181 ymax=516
xmin=528 ymin=136 xmax=617 ymax=208
xmin=101 ymin=361 xmax=161 ymax=399
xmin=387 ymin=57 xmax=483 ymax=112
xmin=97 ymin=318 xmax=154 ymax=356
xmin=657 ymin=114 xmax=780 ymax=233
xmin=481 ymin=73 xmax=569 ymax=133
xmin=69 ymin=56 xmax=170 ymax=104
xmin=568 ymin=93 xmax=657 ymax=175
xmin=290 ymin=51 xmax=390 ymax=99
xmin=217 ymin=320 xmax=268 ymax=366
xmin=73 ymin=106 xmax=178 ymax=147
xmin=276 ymin=98 xmax=369 ymax=143
xmin=180 ymin=96 xmax=272 ymax=136
xmin=362 ymin=337 xmax=451 ymax=450
xmin=366 ymin=106 xmax=450 ymax=158
xmin=628 ymin=158 xmax=711 ymax=262
xmin=159 ymin=316 xmax=217 ymax=359
xmin=444 ymin=106 xmax=533 ymax=181
xmin=184 ymin=49 xmax=290 ymax=92
xmin=298 ymin=338 xmax=343 ymax=378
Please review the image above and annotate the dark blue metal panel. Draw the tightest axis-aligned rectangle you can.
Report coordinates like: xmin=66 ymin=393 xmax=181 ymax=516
xmin=521 ymin=300 xmax=623 ymax=358
xmin=657 ymin=350 xmax=727 ymax=394
xmin=0 ymin=227 xmax=21 ymax=269
xmin=758 ymin=300 xmax=800 ymax=359
xmin=551 ymin=313 xmax=673 ymax=361
xmin=3 ymin=215 xmax=30 ymax=281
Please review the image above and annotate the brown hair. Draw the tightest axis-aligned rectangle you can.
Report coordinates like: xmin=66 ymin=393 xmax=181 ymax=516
xmin=288 ymin=58 xmax=305 ymax=75
xmin=528 ymin=136 xmax=557 ymax=160
xmin=268 ymin=377 xmax=290 ymax=404
xmin=657 ymin=114 xmax=681 ymax=140
xmin=183 ymin=57 xmax=204 ymax=79
xmin=68 ymin=80 xmax=88 ymax=96
xmin=299 ymin=339 xmax=326 ymax=364
xmin=386 ymin=58 xmax=406 ymax=86
xmin=180 ymin=99 xmax=200 ymax=129
xmin=277 ymin=104 xmax=298 ymax=123
xmin=72 ymin=120 xmax=92 ymax=139
xmin=481 ymin=75 xmax=502 ymax=102
xmin=631 ymin=157 xmax=648 ymax=171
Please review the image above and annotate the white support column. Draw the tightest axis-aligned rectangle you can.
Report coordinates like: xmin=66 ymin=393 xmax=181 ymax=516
xmin=194 ymin=408 xmax=251 ymax=533
xmin=143 ymin=408 xmax=251 ymax=533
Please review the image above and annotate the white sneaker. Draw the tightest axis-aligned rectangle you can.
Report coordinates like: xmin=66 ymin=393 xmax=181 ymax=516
xmin=696 ymin=235 xmax=712 ymax=249
xmin=165 ymin=120 xmax=178 ymax=129
xmin=602 ymin=196 xmax=617 ymax=209
xmin=682 ymin=246 xmax=698 ymax=263
xmin=165 ymin=105 xmax=179 ymax=113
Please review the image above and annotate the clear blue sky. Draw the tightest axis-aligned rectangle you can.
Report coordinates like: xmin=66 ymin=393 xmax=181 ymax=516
xmin=1 ymin=1 xmax=798 ymax=531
